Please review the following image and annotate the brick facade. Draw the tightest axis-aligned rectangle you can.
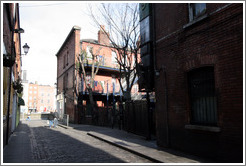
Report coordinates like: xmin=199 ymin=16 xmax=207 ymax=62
xmin=56 ymin=25 xmax=141 ymax=124
xmin=153 ymin=3 xmax=243 ymax=162
xmin=56 ymin=26 xmax=81 ymax=123
xmin=3 ymin=3 xmax=23 ymax=147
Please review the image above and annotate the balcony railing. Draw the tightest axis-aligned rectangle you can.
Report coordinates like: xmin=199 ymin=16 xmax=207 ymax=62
xmin=82 ymin=56 xmax=120 ymax=70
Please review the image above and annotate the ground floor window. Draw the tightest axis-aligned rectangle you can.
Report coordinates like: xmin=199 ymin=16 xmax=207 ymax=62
xmin=188 ymin=66 xmax=217 ymax=126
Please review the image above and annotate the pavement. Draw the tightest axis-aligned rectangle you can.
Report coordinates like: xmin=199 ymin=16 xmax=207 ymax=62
xmin=3 ymin=121 xmax=34 ymax=163
xmin=3 ymin=120 xmax=212 ymax=164
xmin=57 ymin=122 xmax=211 ymax=163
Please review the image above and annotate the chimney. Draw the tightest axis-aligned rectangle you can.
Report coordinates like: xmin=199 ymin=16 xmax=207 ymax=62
xmin=98 ymin=25 xmax=110 ymax=46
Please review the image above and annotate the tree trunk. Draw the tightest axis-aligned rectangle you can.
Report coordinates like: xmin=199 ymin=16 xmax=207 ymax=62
xmin=88 ymin=88 xmax=98 ymax=124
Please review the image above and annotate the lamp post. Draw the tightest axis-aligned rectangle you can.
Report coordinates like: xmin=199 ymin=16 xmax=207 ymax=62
xmin=5 ymin=36 xmax=30 ymax=145
xmin=23 ymin=43 xmax=30 ymax=55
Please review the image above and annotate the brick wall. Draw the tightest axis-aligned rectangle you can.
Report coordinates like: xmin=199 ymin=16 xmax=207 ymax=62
xmin=154 ymin=3 xmax=243 ymax=162
xmin=56 ymin=26 xmax=81 ymax=123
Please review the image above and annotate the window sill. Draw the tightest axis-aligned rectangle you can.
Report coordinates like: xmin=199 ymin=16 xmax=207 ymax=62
xmin=185 ymin=124 xmax=221 ymax=132
xmin=183 ymin=14 xmax=208 ymax=29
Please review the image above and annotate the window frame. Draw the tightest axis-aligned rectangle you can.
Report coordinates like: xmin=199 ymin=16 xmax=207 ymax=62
xmin=86 ymin=46 xmax=93 ymax=59
xmin=187 ymin=66 xmax=218 ymax=126
xmin=111 ymin=51 xmax=118 ymax=64
xmin=188 ymin=3 xmax=207 ymax=22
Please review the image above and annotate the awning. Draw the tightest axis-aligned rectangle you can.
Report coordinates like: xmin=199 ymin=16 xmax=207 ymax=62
xmin=18 ymin=97 xmax=25 ymax=106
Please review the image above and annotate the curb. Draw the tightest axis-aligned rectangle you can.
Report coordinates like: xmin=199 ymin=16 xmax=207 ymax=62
xmin=87 ymin=132 xmax=163 ymax=163
xmin=57 ymin=124 xmax=69 ymax=129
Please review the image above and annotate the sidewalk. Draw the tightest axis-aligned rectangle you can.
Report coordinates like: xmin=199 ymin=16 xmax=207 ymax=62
xmin=3 ymin=121 xmax=34 ymax=163
xmin=58 ymin=123 xmax=211 ymax=163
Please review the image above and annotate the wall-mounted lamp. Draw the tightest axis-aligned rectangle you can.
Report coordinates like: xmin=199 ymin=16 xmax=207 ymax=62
xmin=22 ymin=43 xmax=30 ymax=55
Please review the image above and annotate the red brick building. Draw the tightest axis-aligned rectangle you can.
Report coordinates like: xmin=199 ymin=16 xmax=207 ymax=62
xmin=27 ymin=83 xmax=39 ymax=112
xmin=56 ymin=26 xmax=130 ymax=124
xmin=26 ymin=83 xmax=56 ymax=113
xmin=38 ymin=85 xmax=56 ymax=112
xmin=3 ymin=3 xmax=25 ymax=147
xmin=147 ymin=3 xmax=243 ymax=162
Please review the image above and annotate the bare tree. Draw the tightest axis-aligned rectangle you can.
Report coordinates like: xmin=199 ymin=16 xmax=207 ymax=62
xmin=76 ymin=46 xmax=102 ymax=120
xmin=88 ymin=3 xmax=140 ymax=101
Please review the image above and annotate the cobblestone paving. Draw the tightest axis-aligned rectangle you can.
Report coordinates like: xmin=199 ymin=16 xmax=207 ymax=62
xmin=24 ymin=120 xmax=152 ymax=163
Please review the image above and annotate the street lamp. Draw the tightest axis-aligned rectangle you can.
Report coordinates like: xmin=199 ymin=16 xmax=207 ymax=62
xmin=23 ymin=43 xmax=30 ymax=55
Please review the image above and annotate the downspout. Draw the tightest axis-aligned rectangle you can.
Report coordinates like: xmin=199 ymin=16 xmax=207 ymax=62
xmin=163 ymin=67 xmax=169 ymax=147
xmin=152 ymin=4 xmax=169 ymax=147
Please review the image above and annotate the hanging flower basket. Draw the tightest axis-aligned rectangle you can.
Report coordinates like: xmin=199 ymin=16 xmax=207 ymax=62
xmin=13 ymin=78 xmax=23 ymax=94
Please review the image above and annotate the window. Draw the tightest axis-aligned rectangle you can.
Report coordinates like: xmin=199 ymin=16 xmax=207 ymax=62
xmin=134 ymin=84 xmax=138 ymax=93
xmin=112 ymin=51 xmax=117 ymax=64
xmin=188 ymin=3 xmax=206 ymax=21
xmin=29 ymin=97 xmax=32 ymax=100
xmin=29 ymin=91 xmax=32 ymax=94
xmin=47 ymin=100 xmax=50 ymax=104
xmin=140 ymin=16 xmax=150 ymax=45
xmin=99 ymin=55 xmax=104 ymax=65
xmin=86 ymin=46 xmax=93 ymax=59
xmin=34 ymin=91 xmax=37 ymax=94
xmin=41 ymin=100 xmax=43 ymax=104
xmin=188 ymin=67 xmax=217 ymax=126
xmin=67 ymin=51 xmax=69 ymax=65
xmin=63 ymin=54 xmax=66 ymax=68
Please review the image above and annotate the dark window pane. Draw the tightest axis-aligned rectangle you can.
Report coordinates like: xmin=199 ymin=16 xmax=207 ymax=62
xmin=188 ymin=67 xmax=217 ymax=126
xmin=193 ymin=3 xmax=206 ymax=18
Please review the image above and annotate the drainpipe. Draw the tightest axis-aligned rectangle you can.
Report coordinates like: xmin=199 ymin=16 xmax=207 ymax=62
xmin=163 ymin=67 xmax=169 ymax=147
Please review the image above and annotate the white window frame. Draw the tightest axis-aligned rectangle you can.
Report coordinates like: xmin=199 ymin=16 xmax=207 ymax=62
xmin=111 ymin=51 xmax=117 ymax=64
xmin=86 ymin=46 xmax=93 ymax=59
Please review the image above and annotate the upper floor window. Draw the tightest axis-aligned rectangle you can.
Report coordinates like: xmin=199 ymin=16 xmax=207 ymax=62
xmin=98 ymin=55 xmax=104 ymax=65
xmin=63 ymin=54 xmax=66 ymax=68
xmin=140 ymin=16 xmax=150 ymax=45
xmin=112 ymin=51 xmax=117 ymax=64
xmin=86 ymin=46 xmax=93 ymax=59
xmin=188 ymin=3 xmax=206 ymax=21
xmin=188 ymin=66 xmax=217 ymax=126
xmin=67 ymin=51 xmax=69 ymax=65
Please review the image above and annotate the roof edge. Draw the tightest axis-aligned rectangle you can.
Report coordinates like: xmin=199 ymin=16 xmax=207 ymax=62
xmin=55 ymin=26 xmax=81 ymax=57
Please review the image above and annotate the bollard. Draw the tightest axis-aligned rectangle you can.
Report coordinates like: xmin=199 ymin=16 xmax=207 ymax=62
xmin=66 ymin=115 xmax=69 ymax=126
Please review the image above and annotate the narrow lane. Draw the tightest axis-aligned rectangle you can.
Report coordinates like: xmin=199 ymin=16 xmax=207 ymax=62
xmin=25 ymin=120 xmax=152 ymax=163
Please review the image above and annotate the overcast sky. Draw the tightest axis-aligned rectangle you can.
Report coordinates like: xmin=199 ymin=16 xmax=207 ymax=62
xmin=19 ymin=2 xmax=101 ymax=86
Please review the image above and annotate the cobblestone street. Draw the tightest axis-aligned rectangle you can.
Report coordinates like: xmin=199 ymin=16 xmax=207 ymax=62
xmin=4 ymin=120 xmax=152 ymax=163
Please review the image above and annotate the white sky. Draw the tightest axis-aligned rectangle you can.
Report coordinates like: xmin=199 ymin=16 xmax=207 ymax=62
xmin=19 ymin=2 xmax=100 ymax=86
